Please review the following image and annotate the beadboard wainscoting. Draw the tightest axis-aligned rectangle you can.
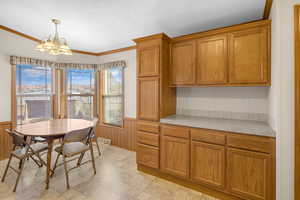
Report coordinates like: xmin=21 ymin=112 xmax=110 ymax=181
xmin=96 ymin=118 xmax=137 ymax=151
xmin=0 ymin=121 xmax=12 ymax=161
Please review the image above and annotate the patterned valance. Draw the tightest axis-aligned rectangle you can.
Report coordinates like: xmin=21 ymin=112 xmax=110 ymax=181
xmin=10 ymin=56 xmax=126 ymax=70
xmin=95 ymin=60 xmax=126 ymax=70
xmin=10 ymin=56 xmax=58 ymax=68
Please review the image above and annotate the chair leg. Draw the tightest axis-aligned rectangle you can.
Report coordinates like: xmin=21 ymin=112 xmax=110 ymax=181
xmin=30 ymin=155 xmax=43 ymax=168
xmin=63 ymin=155 xmax=70 ymax=189
xmin=51 ymin=153 xmax=61 ymax=177
xmin=89 ymin=143 xmax=96 ymax=175
xmin=94 ymin=138 xmax=101 ymax=156
xmin=13 ymin=158 xmax=25 ymax=192
xmin=1 ymin=154 xmax=13 ymax=182
xmin=76 ymin=152 xmax=85 ymax=167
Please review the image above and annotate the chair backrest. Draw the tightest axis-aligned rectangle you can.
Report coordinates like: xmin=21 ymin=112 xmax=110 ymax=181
xmin=92 ymin=118 xmax=99 ymax=129
xmin=64 ymin=127 xmax=92 ymax=143
xmin=91 ymin=118 xmax=99 ymax=137
xmin=5 ymin=129 xmax=25 ymax=146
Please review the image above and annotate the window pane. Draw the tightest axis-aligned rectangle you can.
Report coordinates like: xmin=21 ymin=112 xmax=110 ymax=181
xmin=67 ymin=96 xmax=93 ymax=120
xmin=16 ymin=65 xmax=52 ymax=95
xmin=17 ymin=96 xmax=52 ymax=124
xmin=104 ymin=68 xmax=122 ymax=95
xmin=103 ymin=96 xmax=123 ymax=126
xmin=16 ymin=65 xmax=53 ymax=125
xmin=67 ymin=69 xmax=95 ymax=94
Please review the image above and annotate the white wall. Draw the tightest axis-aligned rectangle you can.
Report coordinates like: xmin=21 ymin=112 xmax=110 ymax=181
xmin=98 ymin=50 xmax=137 ymax=118
xmin=177 ymin=87 xmax=269 ymax=116
xmin=0 ymin=29 xmax=57 ymax=122
xmin=269 ymin=0 xmax=299 ymax=199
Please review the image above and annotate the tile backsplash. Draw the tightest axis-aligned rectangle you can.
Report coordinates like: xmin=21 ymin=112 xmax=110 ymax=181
xmin=176 ymin=87 xmax=269 ymax=122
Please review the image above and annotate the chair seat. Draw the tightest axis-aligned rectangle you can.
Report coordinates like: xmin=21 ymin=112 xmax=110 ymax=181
xmin=55 ymin=142 xmax=89 ymax=157
xmin=12 ymin=143 xmax=48 ymax=159
xmin=32 ymin=136 xmax=46 ymax=142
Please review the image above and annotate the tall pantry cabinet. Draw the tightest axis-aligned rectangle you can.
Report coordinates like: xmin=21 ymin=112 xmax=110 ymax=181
xmin=134 ymin=33 xmax=176 ymax=169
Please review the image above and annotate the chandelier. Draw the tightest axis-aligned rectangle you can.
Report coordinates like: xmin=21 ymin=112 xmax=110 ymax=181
xmin=36 ymin=19 xmax=72 ymax=56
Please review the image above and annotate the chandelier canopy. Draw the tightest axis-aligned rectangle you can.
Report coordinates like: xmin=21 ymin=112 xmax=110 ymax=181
xmin=36 ymin=19 xmax=72 ymax=56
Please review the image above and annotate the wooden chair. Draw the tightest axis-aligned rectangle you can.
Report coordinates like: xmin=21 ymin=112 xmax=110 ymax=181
xmin=52 ymin=127 xmax=96 ymax=189
xmin=91 ymin=118 xmax=101 ymax=156
xmin=1 ymin=129 xmax=48 ymax=192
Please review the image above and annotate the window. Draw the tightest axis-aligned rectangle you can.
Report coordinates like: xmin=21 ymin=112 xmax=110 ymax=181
xmin=101 ymin=67 xmax=124 ymax=126
xmin=16 ymin=65 xmax=53 ymax=125
xmin=66 ymin=69 xmax=95 ymax=120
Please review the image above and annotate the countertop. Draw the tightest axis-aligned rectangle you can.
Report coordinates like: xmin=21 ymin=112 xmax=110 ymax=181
xmin=160 ymin=115 xmax=276 ymax=138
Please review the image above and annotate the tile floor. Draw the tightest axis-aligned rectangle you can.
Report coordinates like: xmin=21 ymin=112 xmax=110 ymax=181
xmin=0 ymin=144 xmax=218 ymax=200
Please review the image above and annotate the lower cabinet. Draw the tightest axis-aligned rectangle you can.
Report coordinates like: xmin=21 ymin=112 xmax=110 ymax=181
xmin=137 ymin=143 xmax=159 ymax=169
xmin=138 ymin=124 xmax=275 ymax=200
xmin=190 ymin=141 xmax=225 ymax=189
xmin=227 ymin=148 xmax=271 ymax=200
xmin=161 ymin=135 xmax=190 ymax=179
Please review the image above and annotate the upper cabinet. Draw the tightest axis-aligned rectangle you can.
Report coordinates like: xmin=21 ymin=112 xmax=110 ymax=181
xmin=137 ymin=46 xmax=160 ymax=77
xmin=170 ymin=20 xmax=271 ymax=87
xmin=196 ymin=35 xmax=228 ymax=85
xmin=171 ymin=41 xmax=196 ymax=85
xmin=229 ymin=27 xmax=269 ymax=84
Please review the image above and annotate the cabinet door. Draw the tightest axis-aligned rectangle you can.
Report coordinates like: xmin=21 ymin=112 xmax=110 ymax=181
xmin=171 ymin=41 xmax=196 ymax=85
xmin=137 ymin=143 xmax=159 ymax=169
xmin=137 ymin=46 xmax=160 ymax=77
xmin=196 ymin=35 xmax=228 ymax=84
xmin=229 ymin=27 xmax=269 ymax=84
xmin=191 ymin=141 xmax=225 ymax=189
xmin=137 ymin=77 xmax=159 ymax=121
xmin=161 ymin=136 xmax=189 ymax=179
xmin=227 ymin=148 xmax=271 ymax=200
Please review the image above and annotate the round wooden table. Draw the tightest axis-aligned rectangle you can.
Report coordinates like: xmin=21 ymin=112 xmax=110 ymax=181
xmin=14 ymin=119 xmax=93 ymax=189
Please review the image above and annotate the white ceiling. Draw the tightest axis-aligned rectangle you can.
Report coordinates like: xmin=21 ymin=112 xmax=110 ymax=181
xmin=0 ymin=0 xmax=266 ymax=52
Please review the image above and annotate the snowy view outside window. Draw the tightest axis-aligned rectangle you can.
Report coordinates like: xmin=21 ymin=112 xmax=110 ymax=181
xmin=66 ymin=69 xmax=95 ymax=120
xmin=102 ymin=67 xmax=123 ymax=126
xmin=16 ymin=65 xmax=53 ymax=125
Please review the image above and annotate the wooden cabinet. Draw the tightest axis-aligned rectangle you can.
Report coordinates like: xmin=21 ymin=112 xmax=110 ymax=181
xmin=196 ymin=35 xmax=228 ymax=84
xmin=227 ymin=148 xmax=271 ymax=200
xmin=137 ymin=77 xmax=159 ymax=121
xmin=137 ymin=131 xmax=159 ymax=147
xmin=137 ymin=46 xmax=160 ymax=77
xmin=137 ymin=143 xmax=159 ymax=169
xmin=161 ymin=135 xmax=190 ymax=179
xmin=170 ymin=21 xmax=270 ymax=87
xmin=229 ymin=27 xmax=269 ymax=84
xmin=191 ymin=141 xmax=225 ymax=189
xmin=171 ymin=41 xmax=196 ymax=85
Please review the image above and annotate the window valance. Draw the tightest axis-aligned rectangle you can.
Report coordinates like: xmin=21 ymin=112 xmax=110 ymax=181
xmin=10 ymin=56 xmax=126 ymax=70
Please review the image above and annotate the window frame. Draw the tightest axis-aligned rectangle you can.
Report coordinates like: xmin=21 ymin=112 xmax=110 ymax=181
xmin=11 ymin=65 xmax=125 ymax=127
xmin=62 ymin=69 xmax=97 ymax=120
xmin=99 ymin=67 xmax=125 ymax=128
xmin=11 ymin=64 xmax=58 ymax=125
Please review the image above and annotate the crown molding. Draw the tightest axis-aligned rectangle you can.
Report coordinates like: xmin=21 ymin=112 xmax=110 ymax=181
xmin=0 ymin=24 xmax=136 ymax=56
xmin=263 ymin=0 xmax=273 ymax=19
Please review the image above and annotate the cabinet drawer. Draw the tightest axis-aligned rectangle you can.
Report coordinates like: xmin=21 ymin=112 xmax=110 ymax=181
xmin=137 ymin=131 xmax=159 ymax=147
xmin=161 ymin=125 xmax=190 ymax=139
xmin=137 ymin=121 xmax=160 ymax=133
xmin=191 ymin=129 xmax=226 ymax=145
xmin=137 ymin=144 xmax=159 ymax=169
xmin=227 ymin=133 xmax=274 ymax=154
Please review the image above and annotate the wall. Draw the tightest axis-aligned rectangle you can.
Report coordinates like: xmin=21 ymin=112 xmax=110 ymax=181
xmin=0 ymin=29 xmax=58 ymax=122
xmin=98 ymin=50 xmax=137 ymax=118
xmin=269 ymin=0 xmax=300 ymax=199
xmin=177 ymin=87 xmax=269 ymax=121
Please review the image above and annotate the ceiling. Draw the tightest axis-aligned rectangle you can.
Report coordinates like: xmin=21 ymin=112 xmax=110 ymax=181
xmin=0 ymin=0 xmax=266 ymax=53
